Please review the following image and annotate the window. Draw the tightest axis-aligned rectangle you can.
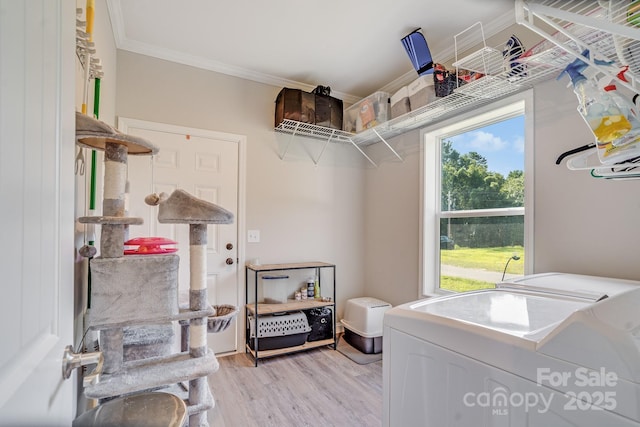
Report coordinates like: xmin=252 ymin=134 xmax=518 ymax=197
xmin=421 ymin=93 xmax=533 ymax=295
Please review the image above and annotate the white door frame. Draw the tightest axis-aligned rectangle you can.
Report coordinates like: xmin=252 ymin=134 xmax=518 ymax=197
xmin=118 ymin=117 xmax=247 ymax=355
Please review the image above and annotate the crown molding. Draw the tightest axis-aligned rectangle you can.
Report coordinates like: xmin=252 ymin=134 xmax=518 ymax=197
xmin=107 ymin=0 xmax=514 ymax=104
xmin=106 ymin=0 xmax=360 ymax=104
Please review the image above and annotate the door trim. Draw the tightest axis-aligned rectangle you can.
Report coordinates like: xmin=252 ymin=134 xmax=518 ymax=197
xmin=117 ymin=117 xmax=247 ymax=354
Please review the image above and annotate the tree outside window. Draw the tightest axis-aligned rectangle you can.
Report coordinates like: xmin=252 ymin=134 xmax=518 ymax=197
xmin=437 ymin=114 xmax=525 ymax=292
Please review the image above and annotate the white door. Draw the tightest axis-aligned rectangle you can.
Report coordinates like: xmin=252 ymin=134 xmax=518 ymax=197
xmin=0 ymin=1 xmax=76 ymax=425
xmin=122 ymin=118 xmax=244 ymax=355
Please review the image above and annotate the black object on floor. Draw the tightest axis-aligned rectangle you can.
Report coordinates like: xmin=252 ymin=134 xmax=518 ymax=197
xmin=336 ymin=336 xmax=382 ymax=365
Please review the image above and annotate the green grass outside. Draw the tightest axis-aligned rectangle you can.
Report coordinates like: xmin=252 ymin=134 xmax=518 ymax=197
xmin=440 ymin=245 xmax=524 ymax=292
xmin=440 ymin=276 xmax=495 ymax=293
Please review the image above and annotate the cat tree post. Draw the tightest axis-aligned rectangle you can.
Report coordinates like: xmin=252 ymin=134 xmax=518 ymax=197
xmin=76 ymin=112 xmax=157 ymax=375
xmin=99 ymin=141 xmax=127 ymax=373
xmin=151 ymin=188 xmax=234 ymax=427
xmin=189 ymin=223 xmax=208 ymax=427
xmin=100 ymin=142 xmax=127 ymax=255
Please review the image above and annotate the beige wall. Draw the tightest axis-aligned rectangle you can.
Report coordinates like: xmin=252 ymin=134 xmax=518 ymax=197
xmin=114 ymin=51 xmax=640 ymax=316
xmin=115 ymin=52 xmax=368 ymax=319
xmin=362 ymin=79 xmax=640 ymax=307
xmin=532 ymin=79 xmax=640 ymax=278
xmin=108 ymin=19 xmax=640 ymax=320
xmin=363 ymin=132 xmax=422 ymax=307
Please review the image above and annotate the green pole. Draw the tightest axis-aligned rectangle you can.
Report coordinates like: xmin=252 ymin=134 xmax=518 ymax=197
xmin=89 ymin=77 xmax=99 ymax=212
xmin=87 ymin=77 xmax=101 ymax=309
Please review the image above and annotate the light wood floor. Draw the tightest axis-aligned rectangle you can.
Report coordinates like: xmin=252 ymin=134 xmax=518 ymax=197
xmin=207 ymin=343 xmax=383 ymax=427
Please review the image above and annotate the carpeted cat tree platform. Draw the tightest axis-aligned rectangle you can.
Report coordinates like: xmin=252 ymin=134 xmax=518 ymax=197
xmin=76 ymin=112 xmax=237 ymax=427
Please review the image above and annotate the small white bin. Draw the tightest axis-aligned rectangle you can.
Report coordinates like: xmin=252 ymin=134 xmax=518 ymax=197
xmin=341 ymin=297 xmax=392 ymax=354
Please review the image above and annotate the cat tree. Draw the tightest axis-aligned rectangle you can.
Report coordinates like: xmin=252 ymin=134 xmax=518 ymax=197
xmin=76 ymin=112 xmax=237 ymax=426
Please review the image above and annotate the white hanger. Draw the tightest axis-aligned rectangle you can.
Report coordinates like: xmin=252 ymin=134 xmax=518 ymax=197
xmin=564 ymin=145 xmax=600 ymax=170
xmin=564 ymin=145 xmax=640 ymax=171
xmin=590 ymin=167 xmax=640 ymax=179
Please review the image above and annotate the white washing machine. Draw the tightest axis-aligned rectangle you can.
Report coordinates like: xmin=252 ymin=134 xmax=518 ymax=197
xmin=383 ymin=272 xmax=640 ymax=427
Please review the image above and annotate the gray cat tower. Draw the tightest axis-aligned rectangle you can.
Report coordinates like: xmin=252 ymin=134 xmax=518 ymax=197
xmin=76 ymin=112 xmax=237 ymax=427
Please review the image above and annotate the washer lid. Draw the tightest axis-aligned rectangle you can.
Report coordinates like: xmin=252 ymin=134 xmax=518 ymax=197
xmin=410 ymin=288 xmax=592 ymax=338
xmin=497 ymin=272 xmax=640 ymax=300
xmin=537 ymin=286 xmax=640 ymax=385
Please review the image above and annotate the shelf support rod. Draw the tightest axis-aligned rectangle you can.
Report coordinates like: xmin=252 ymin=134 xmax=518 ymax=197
xmin=313 ymin=130 xmax=333 ymax=165
xmin=372 ymin=128 xmax=403 ymax=162
xmin=279 ymin=122 xmax=300 ymax=160
xmin=347 ymin=138 xmax=378 ymax=167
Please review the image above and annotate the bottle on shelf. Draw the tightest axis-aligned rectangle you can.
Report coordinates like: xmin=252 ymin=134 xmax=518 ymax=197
xmin=307 ymin=278 xmax=315 ymax=298
xmin=314 ymin=276 xmax=321 ymax=299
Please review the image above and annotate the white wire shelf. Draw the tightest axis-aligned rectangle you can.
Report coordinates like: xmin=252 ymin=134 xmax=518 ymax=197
xmin=275 ymin=119 xmax=386 ymax=167
xmin=453 ymin=46 xmax=505 ymax=76
xmin=275 ymin=52 xmax=560 ymax=152
xmin=517 ymin=0 xmax=640 ymax=179
xmin=517 ymin=0 xmax=640 ymax=94
xmin=275 ymin=120 xmax=354 ymax=143
xmin=276 ymin=51 xmax=562 ymax=150
xmin=276 ymin=1 xmax=640 ymax=168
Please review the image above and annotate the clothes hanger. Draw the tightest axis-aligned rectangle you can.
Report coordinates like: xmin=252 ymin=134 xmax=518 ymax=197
xmin=555 ymin=143 xmax=596 ymax=166
xmin=590 ymin=168 xmax=640 ymax=179
xmin=557 ymin=143 xmax=640 ymax=172
xmin=590 ymin=154 xmax=640 ymax=179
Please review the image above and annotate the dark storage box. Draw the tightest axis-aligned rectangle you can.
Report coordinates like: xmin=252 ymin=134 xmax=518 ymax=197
xmin=248 ymin=332 xmax=310 ymax=351
xmin=343 ymin=327 xmax=382 ymax=354
xmin=275 ymin=88 xmax=315 ymax=127
xmin=304 ymin=307 xmax=333 ymax=342
xmin=315 ymin=94 xmax=343 ymax=130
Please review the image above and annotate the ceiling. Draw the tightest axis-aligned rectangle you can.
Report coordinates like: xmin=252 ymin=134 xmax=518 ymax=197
xmin=106 ymin=0 xmax=517 ymax=103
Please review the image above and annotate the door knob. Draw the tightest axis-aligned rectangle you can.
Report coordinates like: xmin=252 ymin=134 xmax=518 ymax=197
xmin=226 ymin=257 xmax=234 ymax=265
xmin=62 ymin=345 xmax=103 ymax=386
xmin=226 ymin=243 xmax=233 ymax=250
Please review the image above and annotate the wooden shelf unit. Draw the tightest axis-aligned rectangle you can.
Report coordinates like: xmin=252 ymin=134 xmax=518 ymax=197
xmin=245 ymin=338 xmax=335 ymax=360
xmin=245 ymin=299 xmax=334 ymax=316
xmin=245 ymin=262 xmax=336 ymax=366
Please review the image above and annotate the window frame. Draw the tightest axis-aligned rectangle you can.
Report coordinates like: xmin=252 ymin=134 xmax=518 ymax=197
xmin=419 ymin=90 xmax=534 ymax=296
